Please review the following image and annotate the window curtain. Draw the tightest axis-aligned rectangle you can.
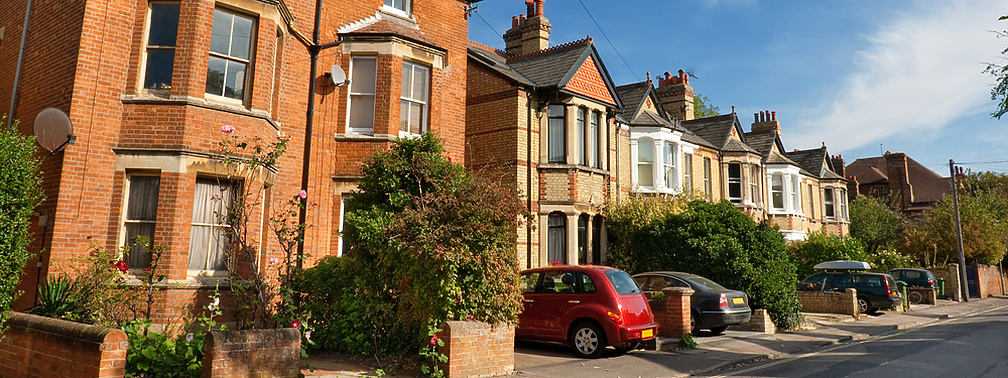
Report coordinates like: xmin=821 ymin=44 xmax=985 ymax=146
xmin=125 ymin=175 xmax=160 ymax=269
xmin=547 ymin=214 xmax=566 ymax=264
xmin=188 ymin=178 xmax=235 ymax=271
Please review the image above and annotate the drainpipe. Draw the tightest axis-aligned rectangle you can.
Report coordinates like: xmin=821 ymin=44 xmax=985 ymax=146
xmin=526 ymin=91 xmax=533 ymax=269
xmin=8 ymin=0 xmax=34 ymax=130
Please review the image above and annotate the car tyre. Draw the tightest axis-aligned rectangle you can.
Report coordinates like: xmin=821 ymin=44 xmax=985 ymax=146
xmin=570 ymin=322 xmax=606 ymax=358
xmin=709 ymin=325 xmax=729 ymax=335
xmin=857 ymin=297 xmax=874 ymax=314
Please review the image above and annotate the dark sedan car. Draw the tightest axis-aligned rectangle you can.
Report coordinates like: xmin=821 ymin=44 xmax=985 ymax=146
xmin=632 ymin=272 xmax=751 ymax=335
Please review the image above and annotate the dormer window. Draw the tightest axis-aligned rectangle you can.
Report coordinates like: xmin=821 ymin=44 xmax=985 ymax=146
xmin=383 ymin=0 xmax=411 ymax=16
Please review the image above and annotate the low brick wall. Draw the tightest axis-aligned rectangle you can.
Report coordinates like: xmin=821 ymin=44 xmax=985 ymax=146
xmin=739 ymin=309 xmax=776 ymax=334
xmin=650 ymin=287 xmax=693 ymax=338
xmin=797 ymin=288 xmax=858 ymax=316
xmin=906 ymin=287 xmax=937 ymax=305
xmin=936 ymin=264 xmax=963 ymax=301
xmin=437 ymin=321 xmax=514 ymax=378
xmin=0 ymin=312 xmax=128 ymax=378
xmin=976 ymin=264 xmax=1006 ymax=298
xmin=201 ymin=328 xmax=301 ymax=378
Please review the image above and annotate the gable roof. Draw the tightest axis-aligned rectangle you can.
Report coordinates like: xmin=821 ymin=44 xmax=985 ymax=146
xmin=468 ymin=38 xmax=623 ymax=108
xmin=681 ymin=113 xmax=758 ymax=154
xmin=846 ymin=154 xmax=950 ymax=204
xmin=787 ymin=147 xmax=845 ymax=180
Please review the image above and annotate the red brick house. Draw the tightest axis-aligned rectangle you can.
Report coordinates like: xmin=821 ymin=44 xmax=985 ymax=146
xmin=0 ymin=0 xmax=475 ymax=325
xmin=845 ymin=152 xmax=950 ymax=214
xmin=467 ymin=0 xmax=624 ymax=268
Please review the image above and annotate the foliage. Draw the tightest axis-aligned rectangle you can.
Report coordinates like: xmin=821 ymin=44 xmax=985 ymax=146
xmin=606 ymin=199 xmax=802 ymax=329
xmin=848 ymin=196 xmax=903 ymax=253
xmin=693 ymin=94 xmax=721 ymax=118
xmin=131 ymin=236 xmax=168 ymax=320
xmin=0 ymin=122 xmax=44 ymax=331
xmin=790 ymin=232 xmax=871 ymax=279
xmin=604 ymin=193 xmax=690 ymax=271
xmin=124 ymin=290 xmax=227 ymax=378
xmin=680 ymin=333 xmax=698 ymax=349
xmin=303 ymin=133 xmax=526 ymax=360
xmin=898 ymin=193 xmax=1008 ymax=266
xmin=61 ymin=240 xmax=138 ymax=326
xmin=985 ymin=15 xmax=1008 ymax=119
xmin=419 ymin=325 xmax=447 ymax=377
xmin=29 ymin=275 xmax=85 ymax=321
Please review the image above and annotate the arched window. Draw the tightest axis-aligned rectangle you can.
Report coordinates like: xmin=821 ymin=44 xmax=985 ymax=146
xmin=548 ymin=213 xmax=566 ymax=264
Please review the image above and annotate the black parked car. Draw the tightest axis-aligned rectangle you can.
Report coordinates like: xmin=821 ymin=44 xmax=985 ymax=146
xmin=889 ymin=268 xmax=936 ymax=289
xmin=797 ymin=271 xmax=902 ymax=314
xmin=632 ymin=272 xmax=751 ymax=335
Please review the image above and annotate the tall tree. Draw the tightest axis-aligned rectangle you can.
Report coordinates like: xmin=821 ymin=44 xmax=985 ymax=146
xmin=984 ymin=14 xmax=1008 ymax=119
xmin=693 ymin=94 xmax=721 ymax=118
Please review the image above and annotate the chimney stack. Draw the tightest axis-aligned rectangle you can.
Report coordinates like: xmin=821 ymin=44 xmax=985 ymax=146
xmin=751 ymin=109 xmax=782 ymax=135
xmin=655 ymin=69 xmax=695 ymax=121
xmin=831 ymin=154 xmax=846 ymax=177
xmin=503 ymin=0 xmax=551 ymax=55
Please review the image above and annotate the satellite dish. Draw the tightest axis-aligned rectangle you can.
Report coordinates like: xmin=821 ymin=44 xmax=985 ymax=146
xmin=33 ymin=108 xmax=75 ymax=153
xmin=328 ymin=64 xmax=348 ymax=86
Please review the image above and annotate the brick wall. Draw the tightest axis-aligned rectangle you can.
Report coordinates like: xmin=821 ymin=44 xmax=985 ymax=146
xmin=935 ymin=264 xmax=963 ymax=301
xmin=436 ymin=321 xmax=514 ymax=378
xmin=650 ymin=287 xmax=692 ymax=338
xmin=0 ymin=312 xmax=128 ymax=378
xmin=797 ymin=288 xmax=858 ymax=316
xmin=201 ymin=328 xmax=301 ymax=378
xmin=975 ymin=264 xmax=1006 ymax=298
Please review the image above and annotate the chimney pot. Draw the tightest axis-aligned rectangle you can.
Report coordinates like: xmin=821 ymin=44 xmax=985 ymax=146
xmin=519 ymin=14 xmax=526 ymax=23
xmin=526 ymin=0 xmax=534 ymax=16
xmin=535 ymin=0 xmax=545 ymax=17
xmin=771 ymin=111 xmax=776 ymax=121
xmin=512 ymin=15 xmax=520 ymax=27
xmin=754 ymin=113 xmax=759 ymax=122
xmin=664 ymin=72 xmax=672 ymax=80
xmin=646 ymin=72 xmax=651 ymax=83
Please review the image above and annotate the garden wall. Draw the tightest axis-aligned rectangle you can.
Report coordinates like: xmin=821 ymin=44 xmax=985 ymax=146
xmin=0 ymin=312 xmax=128 ymax=378
xmin=201 ymin=328 xmax=301 ymax=378
xmin=649 ymin=287 xmax=693 ymax=338
xmin=933 ymin=265 xmax=962 ymax=301
xmin=437 ymin=321 xmax=514 ymax=378
xmin=975 ymin=264 xmax=1006 ymax=299
xmin=797 ymin=288 xmax=858 ymax=315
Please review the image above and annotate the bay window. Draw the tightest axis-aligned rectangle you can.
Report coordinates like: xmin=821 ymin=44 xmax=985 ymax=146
xmin=206 ymin=8 xmax=254 ymax=102
xmin=348 ymin=57 xmax=377 ymax=134
xmin=548 ymin=105 xmax=565 ymax=163
xmin=123 ymin=174 xmax=160 ymax=269
xmin=188 ymin=178 xmax=240 ymax=271
xmin=637 ymin=138 xmax=654 ymax=187
xmin=727 ymin=163 xmax=742 ymax=203
xmin=143 ymin=2 xmax=179 ymax=90
xmin=400 ymin=61 xmax=429 ymax=135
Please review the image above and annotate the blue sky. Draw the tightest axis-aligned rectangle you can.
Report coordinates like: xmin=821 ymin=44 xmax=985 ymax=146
xmin=468 ymin=0 xmax=1008 ymax=174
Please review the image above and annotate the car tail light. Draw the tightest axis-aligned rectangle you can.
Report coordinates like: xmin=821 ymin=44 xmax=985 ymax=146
xmin=719 ymin=293 xmax=728 ymax=308
xmin=630 ymin=331 xmax=641 ymax=339
xmin=884 ymin=278 xmax=892 ymax=297
xmin=606 ymin=310 xmax=622 ymax=324
xmin=928 ymin=278 xmax=935 ymax=287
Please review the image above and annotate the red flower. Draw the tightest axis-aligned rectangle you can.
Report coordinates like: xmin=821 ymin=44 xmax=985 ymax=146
xmin=291 ymin=319 xmax=301 ymax=329
xmin=430 ymin=333 xmax=440 ymax=345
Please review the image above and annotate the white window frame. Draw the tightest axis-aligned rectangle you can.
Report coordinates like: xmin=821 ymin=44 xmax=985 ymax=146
xmin=383 ymin=0 xmax=411 ymax=16
xmin=683 ymin=153 xmax=692 ymax=194
xmin=791 ymin=176 xmax=802 ymax=213
xmin=703 ymin=157 xmax=712 ymax=201
xmin=590 ymin=111 xmax=601 ymax=168
xmin=548 ymin=105 xmax=566 ymax=163
xmin=749 ymin=165 xmax=760 ymax=205
xmin=636 ymin=138 xmax=655 ymax=188
xmin=577 ymin=107 xmax=587 ymax=166
xmin=824 ymin=187 xmax=836 ymax=220
xmin=338 ymin=193 xmax=353 ymax=257
xmin=205 ymin=7 xmax=256 ymax=105
xmin=347 ymin=56 xmax=377 ymax=135
xmin=400 ymin=61 xmax=429 ymax=136
xmin=839 ymin=188 xmax=848 ymax=221
xmin=663 ymin=142 xmax=676 ymax=189
xmin=771 ymin=174 xmax=785 ymax=211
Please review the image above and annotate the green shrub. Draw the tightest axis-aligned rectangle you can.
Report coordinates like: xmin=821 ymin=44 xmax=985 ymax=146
xmin=790 ymin=232 xmax=871 ymax=279
xmin=29 ymin=275 xmax=85 ymax=321
xmin=607 ymin=199 xmax=802 ymax=329
xmin=0 ymin=124 xmax=44 ymax=331
xmin=303 ymin=134 xmax=525 ymax=357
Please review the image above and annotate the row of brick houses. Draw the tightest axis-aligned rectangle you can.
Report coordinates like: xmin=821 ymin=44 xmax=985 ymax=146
xmin=467 ymin=1 xmax=851 ymax=269
xmin=0 ymin=0 xmax=848 ymax=323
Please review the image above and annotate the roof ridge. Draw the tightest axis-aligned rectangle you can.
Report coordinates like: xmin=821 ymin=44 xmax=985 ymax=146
xmin=506 ymin=36 xmax=593 ymax=61
xmin=468 ymin=40 xmax=504 ymax=55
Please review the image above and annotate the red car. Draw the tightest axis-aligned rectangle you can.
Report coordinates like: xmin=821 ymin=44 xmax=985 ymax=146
xmin=517 ymin=265 xmax=658 ymax=358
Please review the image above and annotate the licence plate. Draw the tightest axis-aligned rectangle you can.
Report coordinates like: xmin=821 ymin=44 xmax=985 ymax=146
xmin=642 ymin=329 xmax=653 ymax=338
xmin=732 ymin=297 xmax=744 ymax=305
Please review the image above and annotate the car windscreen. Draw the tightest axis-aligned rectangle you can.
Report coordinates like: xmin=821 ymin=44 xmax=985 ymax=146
xmin=682 ymin=275 xmax=728 ymax=291
xmin=604 ymin=270 xmax=641 ymax=295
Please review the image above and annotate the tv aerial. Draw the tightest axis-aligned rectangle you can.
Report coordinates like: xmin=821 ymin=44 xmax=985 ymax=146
xmin=33 ymin=108 xmax=75 ymax=154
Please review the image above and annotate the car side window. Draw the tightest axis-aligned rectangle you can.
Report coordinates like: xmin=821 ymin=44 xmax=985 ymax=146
xmin=906 ymin=271 xmax=921 ymax=279
xmin=521 ymin=272 xmax=540 ymax=294
xmin=580 ymin=273 xmax=596 ymax=294
xmin=633 ymin=276 xmax=649 ymax=289
xmin=671 ymin=278 xmax=691 ymax=288
xmin=540 ymin=270 xmax=576 ymax=294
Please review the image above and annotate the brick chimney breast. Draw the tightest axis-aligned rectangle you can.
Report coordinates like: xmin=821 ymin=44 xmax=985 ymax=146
xmin=655 ymin=68 xmax=694 ymax=121
xmin=503 ymin=0 xmax=551 ymax=55
xmin=751 ymin=109 xmax=781 ymax=135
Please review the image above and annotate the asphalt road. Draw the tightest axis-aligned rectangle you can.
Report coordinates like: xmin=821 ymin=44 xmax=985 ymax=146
xmin=707 ymin=305 xmax=1008 ymax=378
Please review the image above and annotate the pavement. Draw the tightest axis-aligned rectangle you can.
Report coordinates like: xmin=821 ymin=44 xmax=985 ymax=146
xmin=302 ymin=296 xmax=1008 ymax=377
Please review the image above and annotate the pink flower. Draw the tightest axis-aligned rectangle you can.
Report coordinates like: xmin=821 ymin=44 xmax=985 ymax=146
xmin=298 ymin=190 xmax=308 ymax=199
xmin=269 ymin=257 xmax=279 ymax=265
xmin=221 ymin=125 xmax=236 ymax=134
xmin=305 ymin=331 xmax=312 ymax=340
xmin=291 ymin=319 xmax=301 ymax=329
xmin=430 ymin=333 xmax=440 ymax=345
xmin=144 ymin=268 xmax=150 ymax=272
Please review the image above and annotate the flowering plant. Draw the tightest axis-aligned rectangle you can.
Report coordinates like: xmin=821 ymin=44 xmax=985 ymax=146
xmin=419 ymin=325 xmax=448 ymax=377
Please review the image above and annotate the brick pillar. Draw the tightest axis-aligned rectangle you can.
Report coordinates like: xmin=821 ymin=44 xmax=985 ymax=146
xmin=656 ymin=287 xmax=693 ymax=338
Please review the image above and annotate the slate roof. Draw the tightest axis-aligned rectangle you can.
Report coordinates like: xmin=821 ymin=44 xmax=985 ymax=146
xmin=846 ymin=155 xmax=950 ymax=205
xmin=467 ymin=38 xmax=622 ymax=108
xmin=743 ymin=131 xmax=779 ymax=159
xmin=614 ymin=82 xmax=652 ymax=121
xmin=787 ymin=147 xmax=845 ymax=180
xmin=681 ymin=114 xmax=758 ymax=154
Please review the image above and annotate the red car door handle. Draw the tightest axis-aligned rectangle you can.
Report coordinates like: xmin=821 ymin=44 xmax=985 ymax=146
xmin=568 ymin=300 xmax=580 ymax=304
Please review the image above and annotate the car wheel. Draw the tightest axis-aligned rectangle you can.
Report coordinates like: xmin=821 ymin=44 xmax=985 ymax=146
xmin=857 ymin=297 xmax=873 ymax=314
xmin=709 ymin=325 xmax=729 ymax=335
xmin=570 ymin=322 xmax=606 ymax=358
xmin=909 ymin=291 xmax=923 ymax=304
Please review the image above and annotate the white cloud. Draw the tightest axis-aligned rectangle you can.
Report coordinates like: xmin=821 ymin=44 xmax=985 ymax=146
xmin=789 ymin=0 xmax=1008 ymax=152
